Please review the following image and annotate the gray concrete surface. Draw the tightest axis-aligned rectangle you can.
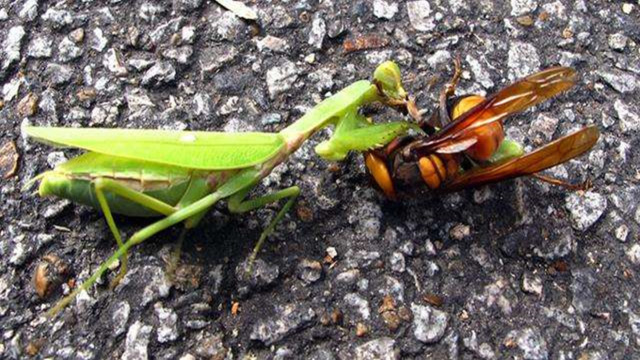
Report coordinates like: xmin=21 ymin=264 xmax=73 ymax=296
xmin=0 ymin=0 xmax=639 ymax=359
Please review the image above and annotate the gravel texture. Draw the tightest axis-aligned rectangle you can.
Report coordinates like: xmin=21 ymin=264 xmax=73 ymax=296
xmin=1 ymin=0 xmax=639 ymax=359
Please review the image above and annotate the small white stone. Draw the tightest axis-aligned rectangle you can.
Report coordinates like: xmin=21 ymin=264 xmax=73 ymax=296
xmin=304 ymin=53 xmax=315 ymax=64
xmin=18 ymin=0 xmax=38 ymax=21
xmin=411 ymin=303 xmax=449 ymax=344
xmin=565 ymin=191 xmax=607 ymax=231
xmin=615 ymin=224 xmax=629 ymax=242
xmin=256 ymin=35 xmax=289 ymax=53
xmin=541 ymin=0 xmax=566 ymax=20
xmin=389 ymin=252 xmax=406 ymax=273
xmin=47 ymin=151 xmax=67 ymax=168
xmin=90 ymin=28 xmax=109 ymax=52
xmin=510 ymin=0 xmax=538 ymax=16
xmin=608 ymin=33 xmax=628 ymax=51
xmin=622 ymin=3 xmax=634 ymax=14
xmin=308 ymin=15 xmax=326 ymax=50
xmin=181 ymin=25 xmax=196 ymax=44
xmin=27 ymin=36 xmax=52 ymax=59
xmin=508 ymin=41 xmax=540 ymax=81
xmin=373 ymin=0 xmax=398 ymax=20
xmin=521 ymin=272 xmax=543 ymax=296
xmin=627 ymin=244 xmax=640 ymax=265
xmin=449 ymin=223 xmax=470 ymax=241
xmin=466 ymin=55 xmax=494 ymax=88
xmin=3 ymin=26 xmax=26 ymax=70
xmin=103 ymin=48 xmax=128 ymax=76
xmin=266 ymin=60 xmax=299 ymax=98
xmin=122 ymin=321 xmax=152 ymax=360
xmin=407 ymin=1 xmax=435 ymax=32
xmin=614 ymin=99 xmax=639 ymax=133
xmin=427 ymin=50 xmax=451 ymax=67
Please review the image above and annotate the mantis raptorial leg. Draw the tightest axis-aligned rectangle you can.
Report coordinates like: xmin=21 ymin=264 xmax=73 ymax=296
xmin=93 ymin=178 xmax=178 ymax=287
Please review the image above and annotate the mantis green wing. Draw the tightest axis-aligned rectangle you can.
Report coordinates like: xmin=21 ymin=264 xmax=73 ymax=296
xmin=23 ymin=127 xmax=285 ymax=170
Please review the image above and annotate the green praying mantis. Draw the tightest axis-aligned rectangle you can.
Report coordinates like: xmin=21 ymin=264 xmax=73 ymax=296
xmin=23 ymin=61 xmax=418 ymax=316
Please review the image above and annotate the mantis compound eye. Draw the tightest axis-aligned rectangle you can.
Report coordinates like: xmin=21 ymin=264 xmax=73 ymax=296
xmin=365 ymin=152 xmax=396 ymax=199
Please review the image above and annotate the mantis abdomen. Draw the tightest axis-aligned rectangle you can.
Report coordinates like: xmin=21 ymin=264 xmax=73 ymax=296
xmin=38 ymin=152 xmax=199 ymax=217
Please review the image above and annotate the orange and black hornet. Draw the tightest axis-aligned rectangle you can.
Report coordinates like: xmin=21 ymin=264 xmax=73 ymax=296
xmin=366 ymin=61 xmax=600 ymax=199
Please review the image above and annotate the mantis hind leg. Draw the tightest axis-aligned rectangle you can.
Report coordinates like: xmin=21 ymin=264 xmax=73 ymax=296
xmin=47 ymin=169 xmax=260 ymax=317
xmin=227 ymin=186 xmax=301 ymax=274
xmin=92 ymin=178 xmax=177 ymax=288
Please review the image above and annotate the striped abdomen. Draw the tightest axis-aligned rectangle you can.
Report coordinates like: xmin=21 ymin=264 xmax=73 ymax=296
xmin=38 ymin=152 xmax=198 ymax=217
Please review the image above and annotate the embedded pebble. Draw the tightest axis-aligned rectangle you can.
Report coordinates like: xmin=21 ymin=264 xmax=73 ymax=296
xmin=427 ymin=50 xmax=451 ymax=67
xmin=510 ymin=0 xmax=538 ymax=16
xmin=521 ymin=272 xmax=543 ymax=296
xmin=626 ymin=244 xmax=640 ymax=265
xmin=200 ymin=45 xmax=237 ymax=73
xmin=2 ymin=26 xmax=25 ymax=72
xmin=122 ymin=321 xmax=152 ymax=360
xmin=155 ymin=303 xmax=179 ymax=343
xmin=192 ymin=93 xmax=212 ymax=116
xmin=141 ymin=61 xmax=176 ymax=87
xmin=19 ymin=0 xmax=38 ymax=21
xmin=571 ymin=268 xmax=596 ymax=313
xmin=597 ymin=68 xmax=640 ymax=93
xmin=504 ymin=328 xmax=548 ymax=360
xmin=250 ymin=303 xmax=316 ymax=345
xmin=256 ymin=35 xmax=289 ymax=53
xmin=608 ymin=33 xmax=628 ymax=51
xmin=297 ymin=259 xmax=323 ymax=284
xmin=344 ymin=293 xmax=371 ymax=320
xmin=27 ymin=36 xmax=52 ymax=58
xmin=266 ymin=60 xmax=299 ymax=98
xmin=162 ymin=46 xmax=193 ymax=64
xmin=508 ymin=41 xmax=540 ymax=81
xmin=58 ymin=37 xmax=83 ymax=62
xmin=42 ymin=9 xmax=73 ymax=29
xmin=211 ymin=10 xmax=245 ymax=41
xmin=112 ymin=301 xmax=131 ymax=337
xmin=235 ymin=258 xmax=279 ymax=294
xmin=90 ymin=28 xmax=109 ymax=52
xmin=174 ymin=0 xmax=203 ymax=13
xmin=389 ymin=252 xmax=405 ymax=273
xmin=46 ymin=151 xmax=67 ymax=168
xmin=411 ymin=304 xmax=449 ymax=344
xmin=373 ymin=0 xmax=398 ymax=20
xmin=450 ymin=223 xmax=471 ymax=240
xmin=407 ymin=1 xmax=435 ymax=32
xmin=308 ymin=14 xmax=326 ymax=49
xmin=119 ymin=265 xmax=172 ymax=307
xmin=103 ymin=48 xmax=128 ymax=76
xmin=466 ymin=55 xmax=494 ymax=88
xmin=614 ymin=99 xmax=639 ymax=133
xmin=565 ymin=191 xmax=607 ymax=231
xmin=355 ymin=337 xmax=399 ymax=360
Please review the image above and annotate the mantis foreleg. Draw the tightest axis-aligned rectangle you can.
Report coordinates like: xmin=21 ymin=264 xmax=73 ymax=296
xmin=228 ymin=185 xmax=301 ymax=273
xmin=93 ymin=178 xmax=179 ymax=287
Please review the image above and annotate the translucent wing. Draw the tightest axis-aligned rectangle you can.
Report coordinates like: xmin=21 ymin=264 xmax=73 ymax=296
xmin=442 ymin=126 xmax=599 ymax=191
xmin=413 ymin=67 xmax=577 ymax=155
xmin=23 ymin=126 xmax=285 ymax=170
